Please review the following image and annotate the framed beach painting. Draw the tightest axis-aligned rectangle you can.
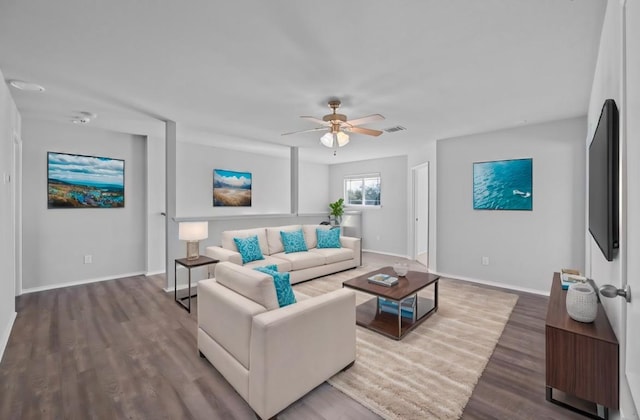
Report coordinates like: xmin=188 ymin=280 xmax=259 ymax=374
xmin=213 ymin=169 xmax=252 ymax=207
xmin=473 ymin=158 xmax=532 ymax=211
xmin=48 ymin=152 xmax=125 ymax=208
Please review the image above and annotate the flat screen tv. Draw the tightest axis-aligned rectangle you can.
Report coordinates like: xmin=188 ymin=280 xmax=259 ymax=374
xmin=588 ymin=99 xmax=619 ymax=261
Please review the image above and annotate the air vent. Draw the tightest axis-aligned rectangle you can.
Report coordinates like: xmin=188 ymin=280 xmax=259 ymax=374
xmin=383 ymin=125 xmax=406 ymax=133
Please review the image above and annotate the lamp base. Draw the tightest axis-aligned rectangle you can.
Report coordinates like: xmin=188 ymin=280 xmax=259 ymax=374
xmin=186 ymin=241 xmax=200 ymax=260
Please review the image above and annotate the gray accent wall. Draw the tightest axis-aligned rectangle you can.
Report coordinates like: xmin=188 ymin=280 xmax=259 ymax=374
xmin=21 ymin=119 xmax=147 ymax=290
xmin=329 ymin=155 xmax=408 ymax=256
xmin=436 ymin=117 xmax=586 ymax=293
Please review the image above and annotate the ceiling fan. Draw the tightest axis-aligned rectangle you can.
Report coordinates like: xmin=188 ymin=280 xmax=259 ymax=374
xmin=282 ymin=99 xmax=385 ymax=153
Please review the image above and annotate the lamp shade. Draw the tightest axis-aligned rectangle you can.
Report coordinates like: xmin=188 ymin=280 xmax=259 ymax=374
xmin=320 ymin=132 xmax=349 ymax=148
xmin=179 ymin=221 xmax=208 ymax=241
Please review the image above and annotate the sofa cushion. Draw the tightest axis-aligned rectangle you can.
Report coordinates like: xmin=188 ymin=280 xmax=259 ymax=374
xmin=271 ymin=251 xmax=325 ymax=270
xmin=215 ymin=262 xmax=280 ymax=310
xmin=266 ymin=225 xmax=301 ymax=255
xmin=281 ymin=229 xmax=308 ymax=253
xmin=303 ymin=224 xmax=330 ymax=249
xmin=222 ymin=228 xmax=269 ymax=255
xmin=309 ymin=248 xmax=354 ymax=264
xmin=317 ymin=228 xmax=341 ymax=249
xmin=244 ymin=255 xmax=292 ymax=273
xmin=253 ymin=267 xmax=296 ymax=308
xmin=234 ymin=235 xmax=265 ymax=264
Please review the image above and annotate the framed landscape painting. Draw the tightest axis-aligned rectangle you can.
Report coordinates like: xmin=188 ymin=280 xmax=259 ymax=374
xmin=473 ymin=158 xmax=532 ymax=211
xmin=48 ymin=152 xmax=125 ymax=209
xmin=213 ymin=169 xmax=252 ymax=207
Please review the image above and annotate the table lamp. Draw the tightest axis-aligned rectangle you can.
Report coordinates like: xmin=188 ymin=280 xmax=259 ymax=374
xmin=179 ymin=221 xmax=208 ymax=260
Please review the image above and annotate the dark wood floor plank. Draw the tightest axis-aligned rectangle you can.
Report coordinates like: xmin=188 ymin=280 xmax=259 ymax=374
xmin=1 ymin=253 xmax=599 ymax=419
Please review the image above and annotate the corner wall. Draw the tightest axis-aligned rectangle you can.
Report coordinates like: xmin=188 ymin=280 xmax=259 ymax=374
xmin=21 ymin=119 xmax=147 ymax=291
xmin=329 ymin=155 xmax=408 ymax=256
xmin=0 ymin=69 xmax=20 ymax=360
xmin=436 ymin=117 xmax=586 ymax=293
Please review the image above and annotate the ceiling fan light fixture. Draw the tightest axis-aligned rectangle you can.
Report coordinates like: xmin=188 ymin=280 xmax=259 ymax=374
xmin=320 ymin=131 xmax=349 ymax=148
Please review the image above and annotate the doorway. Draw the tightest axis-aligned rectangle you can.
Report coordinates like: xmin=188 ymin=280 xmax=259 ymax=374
xmin=412 ymin=163 xmax=429 ymax=268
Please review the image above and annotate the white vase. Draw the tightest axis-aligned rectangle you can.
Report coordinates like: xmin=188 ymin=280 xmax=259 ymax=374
xmin=566 ymin=283 xmax=598 ymax=323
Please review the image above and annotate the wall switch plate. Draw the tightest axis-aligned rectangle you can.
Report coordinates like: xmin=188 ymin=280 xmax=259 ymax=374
xmin=482 ymin=256 xmax=489 ymax=265
xmin=84 ymin=255 xmax=92 ymax=264
xmin=3 ymin=173 xmax=9 ymax=184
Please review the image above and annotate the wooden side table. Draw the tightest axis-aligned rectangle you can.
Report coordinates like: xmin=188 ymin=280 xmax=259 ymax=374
xmin=175 ymin=255 xmax=219 ymax=313
xmin=545 ymin=273 xmax=619 ymax=419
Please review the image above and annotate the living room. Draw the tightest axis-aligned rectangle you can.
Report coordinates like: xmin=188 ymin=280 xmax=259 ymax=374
xmin=1 ymin=1 xmax=639 ymax=419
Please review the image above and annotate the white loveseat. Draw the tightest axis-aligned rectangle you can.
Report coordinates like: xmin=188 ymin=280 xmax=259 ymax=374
xmin=205 ymin=224 xmax=361 ymax=284
xmin=198 ymin=262 xmax=356 ymax=419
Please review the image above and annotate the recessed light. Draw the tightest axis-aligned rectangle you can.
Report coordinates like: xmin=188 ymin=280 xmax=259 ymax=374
xmin=8 ymin=80 xmax=46 ymax=92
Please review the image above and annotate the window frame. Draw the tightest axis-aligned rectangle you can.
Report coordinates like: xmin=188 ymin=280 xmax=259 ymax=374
xmin=343 ymin=173 xmax=382 ymax=208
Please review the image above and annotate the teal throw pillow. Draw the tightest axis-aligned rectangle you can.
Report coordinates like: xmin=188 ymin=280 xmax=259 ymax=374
xmin=253 ymin=266 xmax=297 ymax=307
xmin=317 ymin=228 xmax=341 ymax=248
xmin=280 ymin=229 xmax=308 ymax=253
xmin=233 ymin=235 xmax=265 ymax=264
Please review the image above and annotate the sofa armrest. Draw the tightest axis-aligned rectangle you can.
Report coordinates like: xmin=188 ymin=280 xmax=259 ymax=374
xmin=197 ymin=279 xmax=266 ymax=371
xmin=340 ymin=236 xmax=361 ymax=266
xmin=248 ymin=288 xmax=356 ymax=419
xmin=206 ymin=246 xmax=242 ymax=265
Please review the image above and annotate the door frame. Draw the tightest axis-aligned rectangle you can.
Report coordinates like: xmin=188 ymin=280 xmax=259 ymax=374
xmin=13 ymin=132 xmax=22 ymax=296
xmin=411 ymin=162 xmax=429 ymax=267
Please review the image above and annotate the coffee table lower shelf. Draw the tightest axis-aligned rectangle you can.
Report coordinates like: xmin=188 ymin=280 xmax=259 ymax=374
xmin=355 ymin=296 xmax=437 ymax=340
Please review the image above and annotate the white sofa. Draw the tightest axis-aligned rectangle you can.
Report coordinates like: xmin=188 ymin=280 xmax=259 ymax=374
xmin=198 ymin=262 xmax=356 ymax=419
xmin=205 ymin=224 xmax=361 ymax=284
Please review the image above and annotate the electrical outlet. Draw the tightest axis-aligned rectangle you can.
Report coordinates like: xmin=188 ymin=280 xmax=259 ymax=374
xmin=481 ymin=256 xmax=489 ymax=266
xmin=84 ymin=255 xmax=92 ymax=264
xmin=376 ymin=235 xmax=381 ymax=241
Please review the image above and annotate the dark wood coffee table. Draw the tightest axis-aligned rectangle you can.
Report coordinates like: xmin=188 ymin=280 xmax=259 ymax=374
xmin=342 ymin=266 xmax=439 ymax=340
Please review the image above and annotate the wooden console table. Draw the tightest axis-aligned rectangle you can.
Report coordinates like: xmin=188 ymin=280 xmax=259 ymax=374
xmin=545 ymin=273 xmax=619 ymax=419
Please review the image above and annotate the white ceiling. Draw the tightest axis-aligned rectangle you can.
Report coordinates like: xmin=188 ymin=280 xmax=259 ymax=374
xmin=0 ymin=0 xmax=606 ymax=164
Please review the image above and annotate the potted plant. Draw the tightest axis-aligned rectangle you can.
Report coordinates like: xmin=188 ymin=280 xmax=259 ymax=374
xmin=329 ymin=198 xmax=344 ymax=226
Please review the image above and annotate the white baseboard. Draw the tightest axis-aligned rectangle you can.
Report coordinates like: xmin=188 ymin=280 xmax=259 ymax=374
xmin=0 ymin=312 xmax=17 ymax=362
xmin=434 ymin=271 xmax=550 ymax=296
xmin=145 ymin=270 xmax=165 ymax=277
xmin=362 ymin=249 xmax=411 ymax=259
xmin=21 ymin=271 xmax=147 ymax=294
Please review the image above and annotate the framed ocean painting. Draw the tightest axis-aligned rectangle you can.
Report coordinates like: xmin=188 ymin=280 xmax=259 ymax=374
xmin=48 ymin=152 xmax=125 ymax=209
xmin=213 ymin=169 xmax=252 ymax=207
xmin=473 ymin=158 xmax=532 ymax=211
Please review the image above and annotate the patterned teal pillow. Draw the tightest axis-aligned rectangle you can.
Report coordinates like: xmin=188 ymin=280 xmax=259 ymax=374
xmin=253 ymin=266 xmax=297 ymax=307
xmin=317 ymin=228 xmax=341 ymax=248
xmin=280 ymin=229 xmax=308 ymax=253
xmin=233 ymin=235 xmax=265 ymax=264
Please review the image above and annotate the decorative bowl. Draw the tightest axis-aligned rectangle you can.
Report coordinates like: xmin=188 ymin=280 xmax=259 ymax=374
xmin=393 ymin=262 xmax=409 ymax=277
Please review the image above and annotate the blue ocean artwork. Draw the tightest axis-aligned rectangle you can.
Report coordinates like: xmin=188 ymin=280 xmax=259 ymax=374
xmin=473 ymin=158 xmax=532 ymax=210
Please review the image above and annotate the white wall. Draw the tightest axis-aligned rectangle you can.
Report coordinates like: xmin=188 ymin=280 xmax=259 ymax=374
xmin=21 ymin=119 xmax=147 ymax=291
xmin=0 ymin=69 xmax=20 ymax=360
xmin=329 ymin=155 xmax=408 ymax=257
xmin=147 ymin=136 xmax=166 ymax=275
xmin=436 ymin=117 xmax=586 ymax=293
xmin=299 ymin=160 xmax=329 ymax=214
xmin=587 ymin=0 xmax=638 ymax=418
xmin=176 ymin=141 xmax=291 ymax=217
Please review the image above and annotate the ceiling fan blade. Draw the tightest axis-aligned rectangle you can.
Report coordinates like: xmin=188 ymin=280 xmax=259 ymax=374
xmin=344 ymin=113 xmax=385 ymax=126
xmin=300 ymin=116 xmax=328 ymax=125
xmin=347 ymin=126 xmax=383 ymax=137
xmin=281 ymin=127 xmax=327 ymax=136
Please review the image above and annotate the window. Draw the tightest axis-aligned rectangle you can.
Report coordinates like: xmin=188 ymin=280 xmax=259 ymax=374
xmin=344 ymin=174 xmax=381 ymax=206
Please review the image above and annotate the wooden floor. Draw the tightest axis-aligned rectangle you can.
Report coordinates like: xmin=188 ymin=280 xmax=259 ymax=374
xmin=0 ymin=253 xmax=592 ymax=420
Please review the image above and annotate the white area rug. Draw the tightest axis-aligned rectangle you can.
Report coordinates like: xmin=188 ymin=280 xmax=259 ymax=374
xmin=294 ymin=266 xmax=518 ymax=420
